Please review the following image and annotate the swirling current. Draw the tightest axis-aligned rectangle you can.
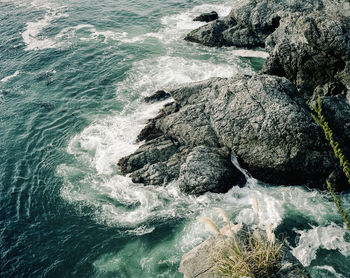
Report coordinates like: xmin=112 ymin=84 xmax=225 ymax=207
xmin=1 ymin=0 xmax=350 ymax=277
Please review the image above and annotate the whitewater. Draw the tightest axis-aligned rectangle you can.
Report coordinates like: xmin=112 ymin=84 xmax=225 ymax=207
xmin=0 ymin=0 xmax=349 ymax=277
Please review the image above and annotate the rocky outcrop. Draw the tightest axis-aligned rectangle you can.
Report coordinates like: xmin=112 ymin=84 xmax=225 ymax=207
xmin=119 ymin=100 xmax=246 ymax=195
xmin=179 ymin=233 xmax=309 ymax=278
xmin=193 ymin=11 xmax=218 ymax=23
xmin=118 ymin=0 xmax=350 ymax=194
xmin=184 ymin=0 xmax=324 ymax=48
xmin=119 ymin=74 xmax=342 ymax=193
xmin=262 ymin=11 xmax=350 ymax=100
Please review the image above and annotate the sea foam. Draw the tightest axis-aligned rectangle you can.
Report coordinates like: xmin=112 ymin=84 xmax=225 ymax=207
xmin=1 ymin=70 xmax=20 ymax=83
xmin=292 ymin=223 xmax=350 ymax=266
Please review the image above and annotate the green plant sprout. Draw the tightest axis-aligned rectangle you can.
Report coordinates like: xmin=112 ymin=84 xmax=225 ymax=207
xmin=312 ymin=96 xmax=350 ymax=232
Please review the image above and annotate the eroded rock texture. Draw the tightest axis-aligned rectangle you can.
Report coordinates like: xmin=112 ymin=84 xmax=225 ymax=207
xmin=263 ymin=11 xmax=350 ymax=99
xmin=119 ymin=75 xmax=342 ymax=193
xmin=185 ymin=0 xmax=323 ymax=48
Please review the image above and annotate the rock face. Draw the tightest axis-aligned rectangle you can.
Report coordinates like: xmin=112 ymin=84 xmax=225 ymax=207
xmin=263 ymin=11 xmax=350 ymax=99
xmin=184 ymin=0 xmax=323 ymax=48
xmin=193 ymin=11 xmax=218 ymax=23
xmin=179 ymin=234 xmax=309 ymax=278
xmin=119 ymin=74 xmax=341 ymax=193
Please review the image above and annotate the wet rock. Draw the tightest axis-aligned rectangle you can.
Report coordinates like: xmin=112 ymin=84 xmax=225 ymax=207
xmin=178 ymin=146 xmax=246 ymax=195
xmin=118 ymin=135 xmax=184 ymax=186
xmin=193 ymin=11 xmax=218 ymax=23
xmin=185 ymin=20 xmax=229 ymax=47
xmin=144 ymin=90 xmax=171 ymax=103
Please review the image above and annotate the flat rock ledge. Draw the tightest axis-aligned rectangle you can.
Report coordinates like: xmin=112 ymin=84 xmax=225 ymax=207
xmin=179 ymin=234 xmax=309 ymax=278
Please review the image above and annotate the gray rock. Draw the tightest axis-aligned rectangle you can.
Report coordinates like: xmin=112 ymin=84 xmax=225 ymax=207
xmin=208 ymin=75 xmax=335 ymax=186
xmin=263 ymin=11 xmax=350 ymax=99
xmin=193 ymin=11 xmax=218 ymax=23
xmin=185 ymin=0 xmax=323 ymax=48
xmin=185 ymin=20 xmax=229 ymax=47
xmin=144 ymin=90 xmax=171 ymax=103
xmin=178 ymin=146 xmax=245 ymax=195
xmin=179 ymin=235 xmax=226 ymax=278
xmin=119 ymin=74 xmax=344 ymax=192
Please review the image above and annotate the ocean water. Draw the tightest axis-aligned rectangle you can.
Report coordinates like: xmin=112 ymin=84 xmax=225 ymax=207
xmin=0 ymin=0 xmax=349 ymax=277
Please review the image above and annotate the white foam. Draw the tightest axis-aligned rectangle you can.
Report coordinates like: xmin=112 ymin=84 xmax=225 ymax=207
xmin=292 ymin=223 xmax=350 ymax=266
xmin=126 ymin=226 xmax=155 ymax=236
xmin=59 ymin=100 xmax=203 ymax=228
xmin=1 ymin=70 xmax=20 ymax=83
xmin=314 ymin=265 xmax=346 ymax=278
xmin=66 ymin=101 xmax=169 ymax=176
xmin=22 ymin=11 xmax=68 ymax=51
xmin=56 ymin=24 xmax=128 ymax=43
xmin=231 ymin=49 xmax=269 ymax=59
xmin=22 ymin=0 xmax=128 ymax=51
xmin=119 ymin=1 xmax=234 ymax=45
xmin=116 ymin=55 xmax=252 ymax=98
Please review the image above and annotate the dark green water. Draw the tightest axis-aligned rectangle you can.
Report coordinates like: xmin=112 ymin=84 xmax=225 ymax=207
xmin=1 ymin=0 xmax=350 ymax=277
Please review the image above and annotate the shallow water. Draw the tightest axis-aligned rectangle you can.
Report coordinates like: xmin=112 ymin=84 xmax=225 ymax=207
xmin=0 ymin=0 xmax=349 ymax=277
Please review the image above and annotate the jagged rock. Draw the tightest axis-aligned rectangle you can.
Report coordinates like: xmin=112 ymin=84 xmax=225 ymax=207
xmin=118 ymin=135 xmax=185 ymax=186
xmin=185 ymin=0 xmax=323 ymax=48
xmin=144 ymin=90 xmax=171 ymax=103
xmin=179 ymin=233 xmax=310 ymax=278
xmin=193 ymin=11 xmax=218 ymax=23
xmin=119 ymin=74 xmax=344 ymax=192
xmin=263 ymin=11 xmax=350 ymax=99
xmin=185 ymin=20 xmax=229 ymax=47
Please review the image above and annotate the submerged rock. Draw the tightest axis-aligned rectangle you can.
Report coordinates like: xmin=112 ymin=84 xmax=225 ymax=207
xmin=119 ymin=74 xmax=343 ymax=193
xmin=193 ymin=11 xmax=218 ymax=23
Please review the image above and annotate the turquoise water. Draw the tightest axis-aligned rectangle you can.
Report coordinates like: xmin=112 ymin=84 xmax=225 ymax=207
xmin=1 ymin=0 xmax=350 ymax=277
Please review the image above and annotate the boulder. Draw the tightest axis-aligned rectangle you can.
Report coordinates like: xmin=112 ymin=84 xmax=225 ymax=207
xmin=193 ymin=11 xmax=218 ymax=23
xmin=119 ymin=74 xmax=344 ymax=193
xmin=144 ymin=90 xmax=171 ymax=103
xmin=178 ymin=146 xmax=246 ymax=195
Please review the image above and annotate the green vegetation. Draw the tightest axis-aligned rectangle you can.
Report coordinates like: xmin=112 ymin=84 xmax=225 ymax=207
xmin=312 ymin=96 xmax=350 ymax=232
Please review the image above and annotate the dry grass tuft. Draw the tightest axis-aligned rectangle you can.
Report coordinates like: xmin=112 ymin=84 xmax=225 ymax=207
xmin=197 ymin=205 xmax=284 ymax=278
xmin=198 ymin=216 xmax=221 ymax=235
xmin=215 ymin=228 xmax=284 ymax=278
